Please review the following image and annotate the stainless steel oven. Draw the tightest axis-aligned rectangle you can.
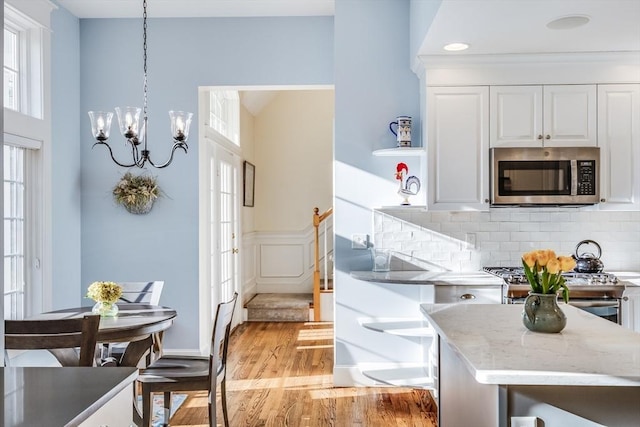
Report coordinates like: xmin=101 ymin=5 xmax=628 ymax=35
xmin=484 ymin=267 xmax=623 ymax=325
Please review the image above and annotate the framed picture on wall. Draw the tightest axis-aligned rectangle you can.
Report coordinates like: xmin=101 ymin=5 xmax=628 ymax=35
xmin=243 ymin=161 xmax=255 ymax=207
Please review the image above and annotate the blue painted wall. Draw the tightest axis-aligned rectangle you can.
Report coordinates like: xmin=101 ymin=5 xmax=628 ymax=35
xmin=50 ymin=0 xmax=433 ymax=359
xmin=77 ymin=16 xmax=333 ymax=349
xmin=333 ymin=0 xmax=437 ymax=379
xmin=51 ymin=4 xmax=82 ymax=309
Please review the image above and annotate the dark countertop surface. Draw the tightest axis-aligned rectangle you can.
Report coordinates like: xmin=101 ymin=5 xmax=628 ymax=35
xmin=3 ymin=366 xmax=137 ymax=427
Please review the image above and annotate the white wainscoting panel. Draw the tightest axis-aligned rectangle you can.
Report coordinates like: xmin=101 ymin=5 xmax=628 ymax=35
xmin=260 ymin=244 xmax=305 ymax=278
xmin=248 ymin=222 xmax=333 ymax=294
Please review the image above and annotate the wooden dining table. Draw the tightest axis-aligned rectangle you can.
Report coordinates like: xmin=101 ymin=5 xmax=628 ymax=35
xmin=28 ymin=303 xmax=177 ymax=368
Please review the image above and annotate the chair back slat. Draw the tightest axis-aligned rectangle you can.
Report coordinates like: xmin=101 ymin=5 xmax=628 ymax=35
xmin=210 ymin=293 xmax=238 ymax=379
xmin=118 ymin=281 xmax=164 ymax=305
xmin=5 ymin=314 xmax=101 ymax=367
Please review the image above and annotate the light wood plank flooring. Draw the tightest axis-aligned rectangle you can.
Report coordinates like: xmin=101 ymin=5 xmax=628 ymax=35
xmin=169 ymin=321 xmax=438 ymax=427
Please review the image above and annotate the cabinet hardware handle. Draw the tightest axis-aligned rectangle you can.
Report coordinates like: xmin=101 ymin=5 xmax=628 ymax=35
xmin=537 ymin=135 xmax=543 ymax=140
xmin=545 ymin=135 xmax=551 ymax=139
xmin=484 ymin=198 xmax=490 ymax=203
xmin=232 ymin=248 xmax=239 ymax=254
xmin=460 ymin=293 xmax=476 ymax=300
xmin=623 ymin=296 xmax=629 ymax=301
xmin=600 ymin=198 xmax=606 ymax=202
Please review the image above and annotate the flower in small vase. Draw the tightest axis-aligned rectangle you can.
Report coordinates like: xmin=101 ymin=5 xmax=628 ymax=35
xmin=87 ymin=281 xmax=123 ymax=304
xmin=522 ymin=250 xmax=577 ymax=303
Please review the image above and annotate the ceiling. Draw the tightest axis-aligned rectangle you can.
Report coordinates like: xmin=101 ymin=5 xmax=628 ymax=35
xmin=419 ymin=0 xmax=640 ymax=56
xmin=56 ymin=0 xmax=335 ymax=18
xmin=58 ymin=1 xmax=639 ymax=55
xmin=57 ymin=0 xmax=638 ymax=112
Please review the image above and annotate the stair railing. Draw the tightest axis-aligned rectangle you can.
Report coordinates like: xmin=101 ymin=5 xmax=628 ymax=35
xmin=313 ymin=206 xmax=333 ymax=321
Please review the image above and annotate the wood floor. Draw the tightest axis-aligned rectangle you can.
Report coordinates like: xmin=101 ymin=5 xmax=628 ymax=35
xmin=168 ymin=321 xmax=438 ymax=427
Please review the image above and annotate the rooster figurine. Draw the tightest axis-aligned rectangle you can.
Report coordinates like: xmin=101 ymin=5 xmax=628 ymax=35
xmin=395 ymin=162 xmax=421 ymax=205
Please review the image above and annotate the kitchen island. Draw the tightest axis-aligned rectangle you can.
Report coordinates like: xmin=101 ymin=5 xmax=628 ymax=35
xmin=420 ymin=303 xmax=640 ymax=427
xmin=3 ymin=366 xmax=137 ymax=426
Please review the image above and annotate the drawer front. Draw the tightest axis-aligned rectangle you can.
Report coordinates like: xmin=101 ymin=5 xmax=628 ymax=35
xmin=435 ymin=285 xmax=503 ymax=304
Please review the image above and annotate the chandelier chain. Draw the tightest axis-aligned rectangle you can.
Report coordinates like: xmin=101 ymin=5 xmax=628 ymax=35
xmin=142 ymin=0 xmax=148 ymax=122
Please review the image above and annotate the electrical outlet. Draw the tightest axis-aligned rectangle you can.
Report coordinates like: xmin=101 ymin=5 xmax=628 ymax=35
xmin=465 ymin=233 xmax=476 ymax=249
xmin=510 ymin=416 xmax=538 ymax=427
xmin=351 ymin=234 xmax=369 ymax=250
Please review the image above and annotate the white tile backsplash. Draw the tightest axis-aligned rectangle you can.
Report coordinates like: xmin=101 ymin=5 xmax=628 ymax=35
xmin=374 ymin=207 xmax=640 ymax=271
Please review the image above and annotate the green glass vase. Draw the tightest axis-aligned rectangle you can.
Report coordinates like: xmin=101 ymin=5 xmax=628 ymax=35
xmin=522 ymin=292 xmax=566 ymax=333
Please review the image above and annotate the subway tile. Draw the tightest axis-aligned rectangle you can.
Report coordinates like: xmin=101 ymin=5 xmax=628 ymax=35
xmin=478 ymin=224 xmax=497 ymax=234
xmin=450 ymin=212 xmax=471 ymax=222
xmin=499 ymin=222 xmax=520 ymax=232
xmin=510 ymin=231 xmax=531 ymax=241
xmin=441 ymin=222 xmax=461 ymax=232
xmin=519 ymin=222 xmax=540 ymax=232
xmin=460 ymin=222 xmax=481 ymax=232
xmin=510 ymin=213 xmax=530 ymax=222
xmin=490 ymin=231 xmax=511 ymax=242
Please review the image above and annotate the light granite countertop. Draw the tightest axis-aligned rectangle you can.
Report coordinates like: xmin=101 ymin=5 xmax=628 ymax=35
xmin=420 ymin=303 xmax=640 ymax=387
xmin=351 ymin=270 xmax=505 ymax=286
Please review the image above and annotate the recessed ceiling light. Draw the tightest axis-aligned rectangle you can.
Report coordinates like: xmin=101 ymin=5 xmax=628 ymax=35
xmin=546 ymin=15 xmax=590 ymax=30
xmin=443 ymin=42 xmax=470 ymax=52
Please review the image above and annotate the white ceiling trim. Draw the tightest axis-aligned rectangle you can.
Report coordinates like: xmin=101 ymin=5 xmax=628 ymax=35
xmin=56 ymin=0 xmax=335 ymax=18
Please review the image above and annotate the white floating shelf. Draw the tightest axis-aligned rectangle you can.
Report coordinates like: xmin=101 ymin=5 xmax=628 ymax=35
xmin=360 ymin=319 xmax=434 ymax=337
xmin=372 ymin=147 xmax=425 ymax=157
xmin=362 ymin=365 xmax=435 ymax=389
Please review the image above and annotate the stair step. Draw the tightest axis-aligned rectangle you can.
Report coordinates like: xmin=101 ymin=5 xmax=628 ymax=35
xmin=246 ymin=293 xmax=312 ymax=322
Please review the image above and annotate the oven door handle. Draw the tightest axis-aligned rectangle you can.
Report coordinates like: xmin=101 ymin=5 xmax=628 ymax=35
xmin=569 ymin=300 xmax=618 ymax=308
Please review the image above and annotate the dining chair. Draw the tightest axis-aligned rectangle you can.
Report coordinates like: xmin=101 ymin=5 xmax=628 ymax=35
xmin=137 ymin=292 xmax=238 ymax=427
xmin=117 ymin=281 xmax=165 ymax=305
xmin=104 ymin=280 xmax=165 ymax=366
xmin=4 ymin=314 xmax=101 ymax=367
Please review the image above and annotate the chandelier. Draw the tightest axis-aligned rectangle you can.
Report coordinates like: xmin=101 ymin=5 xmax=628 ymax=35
xmin=87 ymin=0 xmax=192 ymax=169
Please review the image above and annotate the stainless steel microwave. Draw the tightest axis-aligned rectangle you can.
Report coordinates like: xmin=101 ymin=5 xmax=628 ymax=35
xmin=490 ymin=147 xmax=600 ymax=206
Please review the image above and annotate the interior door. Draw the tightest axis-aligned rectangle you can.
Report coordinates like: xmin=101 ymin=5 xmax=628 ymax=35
xmin=214 ymin=146 xmax=242 ymax=328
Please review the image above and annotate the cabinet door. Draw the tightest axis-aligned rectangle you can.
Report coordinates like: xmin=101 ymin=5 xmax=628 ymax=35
xmin=621 ymin=288 xmax=640 ymax=333
xmin=427 ymin=86 xmax=489 ymax=211
xmin=490 ymin=86 xmax=543 ymax=147
xmin=543 ymin=85 xmax=597 ymax=147
xmin=598 ymin=84 xmax=640 ymax=211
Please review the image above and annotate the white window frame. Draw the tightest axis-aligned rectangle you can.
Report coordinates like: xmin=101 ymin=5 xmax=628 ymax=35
xmin=205 ymin=90 xmax=240 ymax=146
xmin=3 ymin=0 xmax=53 ymax=319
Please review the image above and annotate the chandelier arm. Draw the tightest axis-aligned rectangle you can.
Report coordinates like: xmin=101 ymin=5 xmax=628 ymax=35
xmin=145 ymin=143 xmax=188 ymax=169
xmin=92 ymin=142 xmax=139 ymax=168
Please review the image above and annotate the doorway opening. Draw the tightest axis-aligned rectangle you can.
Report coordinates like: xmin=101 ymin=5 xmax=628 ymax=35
xmin=198 ymin=85 xmax=334 ymax=351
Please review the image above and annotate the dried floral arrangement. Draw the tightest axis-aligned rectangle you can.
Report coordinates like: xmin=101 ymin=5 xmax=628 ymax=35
xmin=113 ymin=172 xmax=160 ymax=214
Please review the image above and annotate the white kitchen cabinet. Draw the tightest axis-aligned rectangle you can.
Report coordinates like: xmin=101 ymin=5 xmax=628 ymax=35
xmin=622 ymin=287 xmax=640 ymax=333
xmin=597 ymin=84 xmax=640 ymax=211
xmin=427 ymin=86 xmax=489 ymax=211
xmin=490 ymin=85 xmax=597 ymax=148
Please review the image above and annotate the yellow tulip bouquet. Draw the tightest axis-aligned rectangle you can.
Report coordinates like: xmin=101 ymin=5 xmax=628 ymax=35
xmin=522 ymin=249 xmax=577 ymax=304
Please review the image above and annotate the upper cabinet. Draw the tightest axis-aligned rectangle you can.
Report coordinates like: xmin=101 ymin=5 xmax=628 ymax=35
xmin=490 ymin=85 xmax=597 ymax=148
xmin=597 ymin=84 xmax=640 ymax=211
xmin=427 ymin=86 xmax=489 ymax=211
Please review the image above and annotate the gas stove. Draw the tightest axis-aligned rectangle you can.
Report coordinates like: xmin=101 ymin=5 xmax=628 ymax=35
xmin=483 ymin=266 xmax=624 ymax=301
xmin=483 ymin=266 xmax=627 ymax=324
xmin=482 ymin=266 xmax=619 ymax=286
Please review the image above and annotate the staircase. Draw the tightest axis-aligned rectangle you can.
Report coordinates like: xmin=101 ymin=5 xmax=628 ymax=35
xmin=245 ymin=293 xmax=313 ymax=322
xmin=244 ymin=207 xmax=334 ymax=323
